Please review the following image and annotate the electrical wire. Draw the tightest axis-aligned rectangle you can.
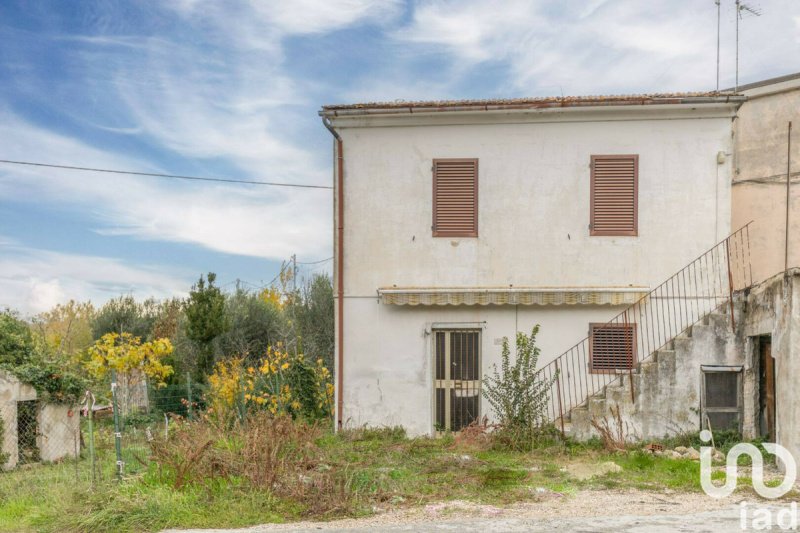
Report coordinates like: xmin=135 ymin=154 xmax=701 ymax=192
xmin=296 ymin=257 xmax=333 ymax=265
xmin=0 ymin=159 xmax=333 ymax=190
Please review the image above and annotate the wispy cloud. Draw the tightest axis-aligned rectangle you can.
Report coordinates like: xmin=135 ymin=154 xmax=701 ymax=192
xmin=0 ymin=241 xmax=189 ymax=315
xmin=395 ymin=0 xmax=800 ymax=94
xmin=0 ymin=111 xmax=331 ymax=260
xmin=0 ymin=0 xmax=798 ymax=314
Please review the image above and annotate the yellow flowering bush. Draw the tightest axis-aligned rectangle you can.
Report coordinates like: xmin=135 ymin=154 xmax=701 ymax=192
xmin=206 ymin=346 xmax=333 ymax=423
xmin=84 ymin=332 xmax=174 ymax=415
xmin=84 ymin=332 xmax=174 ymax=384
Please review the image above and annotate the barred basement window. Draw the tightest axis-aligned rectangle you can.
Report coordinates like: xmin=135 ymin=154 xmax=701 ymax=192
xmin=589 ymin=323 xmax=636 ymax=373
xmin=701 ymin=366 xmax=743 ymax=433
xmin=434 ymin=330 xmax=480 ymax=432
xmin=432 ymin=159 xmax=478 ymax=237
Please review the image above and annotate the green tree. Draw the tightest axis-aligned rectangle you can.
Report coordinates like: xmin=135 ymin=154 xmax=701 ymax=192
xmin=31 ymin=300 xmax=95 ymax=361
xmin=294 ymin=274 xmax=334 ymax=372
xmin=184 ymin=273 xmax=227 ymax=381
xmin=0 ymin=310 xmax=35 ymax=366
xmin=216 ymin=285 xmax=281 ymax=365
xmin=92 ymin=295 xmax=156 ymax=340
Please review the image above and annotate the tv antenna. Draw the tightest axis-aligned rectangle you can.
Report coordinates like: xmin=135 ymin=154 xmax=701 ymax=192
xmin=735 ymin=0 xmax=762 ymax=92
xmin=715 ymin=0 xmax=721 ymax=91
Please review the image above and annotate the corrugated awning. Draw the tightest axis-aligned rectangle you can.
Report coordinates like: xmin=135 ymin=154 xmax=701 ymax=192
xmin=378 ymin=287 xmax=648 ymax=306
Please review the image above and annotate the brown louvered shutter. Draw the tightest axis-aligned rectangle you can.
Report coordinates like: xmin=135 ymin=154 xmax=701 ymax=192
xmin=590 ymin=155 xmax=638 ymax=236
xmin=589 ymin=323 xmax=636 ymax=373
xmin=433 ymin=159 xmax=478 ymax=237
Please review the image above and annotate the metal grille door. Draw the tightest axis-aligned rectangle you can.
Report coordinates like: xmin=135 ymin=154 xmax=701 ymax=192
xmin=434 ymin=330 xmax=480 ymax=432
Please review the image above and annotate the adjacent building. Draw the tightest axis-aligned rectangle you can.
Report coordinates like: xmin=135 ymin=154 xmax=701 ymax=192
xmin=732 ymin=72 xmax=800 ymax=284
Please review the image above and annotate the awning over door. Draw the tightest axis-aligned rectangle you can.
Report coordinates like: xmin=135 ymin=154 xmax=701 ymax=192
xmin=377 ymin=286 xmax=648 ymax=306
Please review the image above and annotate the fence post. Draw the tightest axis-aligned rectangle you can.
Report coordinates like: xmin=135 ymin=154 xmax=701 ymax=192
xmin=186 ymin=372 xmax=193 ymax=420
xmin=87 ymin=396 xmax=96 ymax=486
xmin=111 ymin=370 xmax=123 ymax=481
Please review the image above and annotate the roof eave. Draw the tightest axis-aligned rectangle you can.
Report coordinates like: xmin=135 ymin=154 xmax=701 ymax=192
xmin=319 ymin=95 xmax=746 ymax=118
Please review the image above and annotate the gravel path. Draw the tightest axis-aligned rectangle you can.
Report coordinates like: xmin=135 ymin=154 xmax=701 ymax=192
xmin=163 ymin=489 xmax=750 ymax=532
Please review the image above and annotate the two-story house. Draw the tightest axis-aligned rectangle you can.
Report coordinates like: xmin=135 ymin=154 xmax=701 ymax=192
xmin=320 ymin=93 xmax=746 ymax=437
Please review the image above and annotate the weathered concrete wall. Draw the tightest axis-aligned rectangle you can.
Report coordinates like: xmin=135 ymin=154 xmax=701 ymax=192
xmin=0 ymin=370 xmax=38 ymax=469
xmin=331 ymin=104 xmax=739 ymax=435
xmin=0 ymin=370 xmax=79 ymax=468
xmin=37 ymin=404 xmax=80 ymax=463
xmin=742 ymin=269 xmax=800 ymax=467
xmin=733 ymin=84 xmax=800 ymax=283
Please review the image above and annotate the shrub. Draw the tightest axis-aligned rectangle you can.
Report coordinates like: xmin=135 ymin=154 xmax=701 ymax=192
xmin=147 ymin=412 xmax=352 ymax=515
xmin=206 ymin=347 xmax=333 ymax=424
xmin=482 ymin=326 xmax=557 ymax=450
xmin=11 ymin=362 xmax=87 ymax=404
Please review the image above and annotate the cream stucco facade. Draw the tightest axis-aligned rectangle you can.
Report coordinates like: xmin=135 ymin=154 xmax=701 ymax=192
xmin=732 ymin=74 xmax=800 ymax=284
xmin=323 ymin=98 xmax=741 ymax=436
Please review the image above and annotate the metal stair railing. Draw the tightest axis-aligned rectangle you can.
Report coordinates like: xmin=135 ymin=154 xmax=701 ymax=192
xmin=538 ymin=223 xmax=753 ymax=432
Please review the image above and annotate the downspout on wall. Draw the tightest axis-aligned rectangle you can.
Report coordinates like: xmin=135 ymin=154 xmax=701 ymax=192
xmin=322 ymin=117 xmax=344 ymax=430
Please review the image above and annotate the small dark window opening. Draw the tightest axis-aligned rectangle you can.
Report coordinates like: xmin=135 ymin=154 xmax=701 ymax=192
xmin=701 ymin=367 xmax=742 ymax=434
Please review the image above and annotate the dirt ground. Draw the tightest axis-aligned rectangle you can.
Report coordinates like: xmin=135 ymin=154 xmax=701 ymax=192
xmin=164 ymin=488 xmax=745 ymax=532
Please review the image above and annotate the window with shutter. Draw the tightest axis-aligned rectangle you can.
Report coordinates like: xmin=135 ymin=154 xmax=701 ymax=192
xmin=589 ymin=323 xmax=636 ymax=373
xmin=590 ymin=155 xmax=638 ymax=236
xmin=433 ymin=159 xmax=478 ymax=237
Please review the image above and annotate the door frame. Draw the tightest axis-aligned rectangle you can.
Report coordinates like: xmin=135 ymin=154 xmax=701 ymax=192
xmin=758 ymin=335 xmax=775 ymax=441
xmin=430 ymin=326 xmax=483 ymax=435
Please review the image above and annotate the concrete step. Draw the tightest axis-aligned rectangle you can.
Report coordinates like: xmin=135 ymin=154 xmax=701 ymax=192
xmin=605 ymin=384 xmax=630 ymax=403
xmin=588 ymin=397 xmax=607 ymax=417
xmin=638 ymin=360 xmax=658 ymax=376
xmin=673 ymin=336 xmax=691 ymax=353
xmin=689 ymin=323 xmax=711 ymax=338
xmin=708 ymin=312 xmax=730 ymax=330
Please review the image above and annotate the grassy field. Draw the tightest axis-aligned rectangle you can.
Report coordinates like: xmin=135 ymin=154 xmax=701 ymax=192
xmin=0 ymin=426 xmax=721 ymax=533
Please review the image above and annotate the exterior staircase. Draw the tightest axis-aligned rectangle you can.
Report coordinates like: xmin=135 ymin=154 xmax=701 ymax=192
xmin=565 ymin=304 xmax=741 ymax=440
xmin=539 ymin=225 xmax=753 ymax=440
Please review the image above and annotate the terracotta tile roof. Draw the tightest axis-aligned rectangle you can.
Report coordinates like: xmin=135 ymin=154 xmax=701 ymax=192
xmin=320 ymin=92 xmax=744 ymax=116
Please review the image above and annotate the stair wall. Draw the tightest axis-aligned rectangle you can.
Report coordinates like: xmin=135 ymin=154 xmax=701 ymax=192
xmin=567 ymin=296 xmax=754 ymax=441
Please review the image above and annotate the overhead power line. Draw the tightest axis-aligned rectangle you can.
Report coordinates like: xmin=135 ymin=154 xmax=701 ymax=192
xmin=0 ymin=159 xmax=333 ymax=190
xmin=296 ymin=257 xmax=333 ymax=265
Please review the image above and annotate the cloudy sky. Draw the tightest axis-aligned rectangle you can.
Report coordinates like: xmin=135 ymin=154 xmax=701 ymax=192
xmin=0 ymin=0 xmax=797 ymax=314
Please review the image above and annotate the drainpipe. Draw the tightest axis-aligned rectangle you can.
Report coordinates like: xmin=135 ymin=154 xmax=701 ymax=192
xmin=323 ymin=117 xmax=344 ymax=430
